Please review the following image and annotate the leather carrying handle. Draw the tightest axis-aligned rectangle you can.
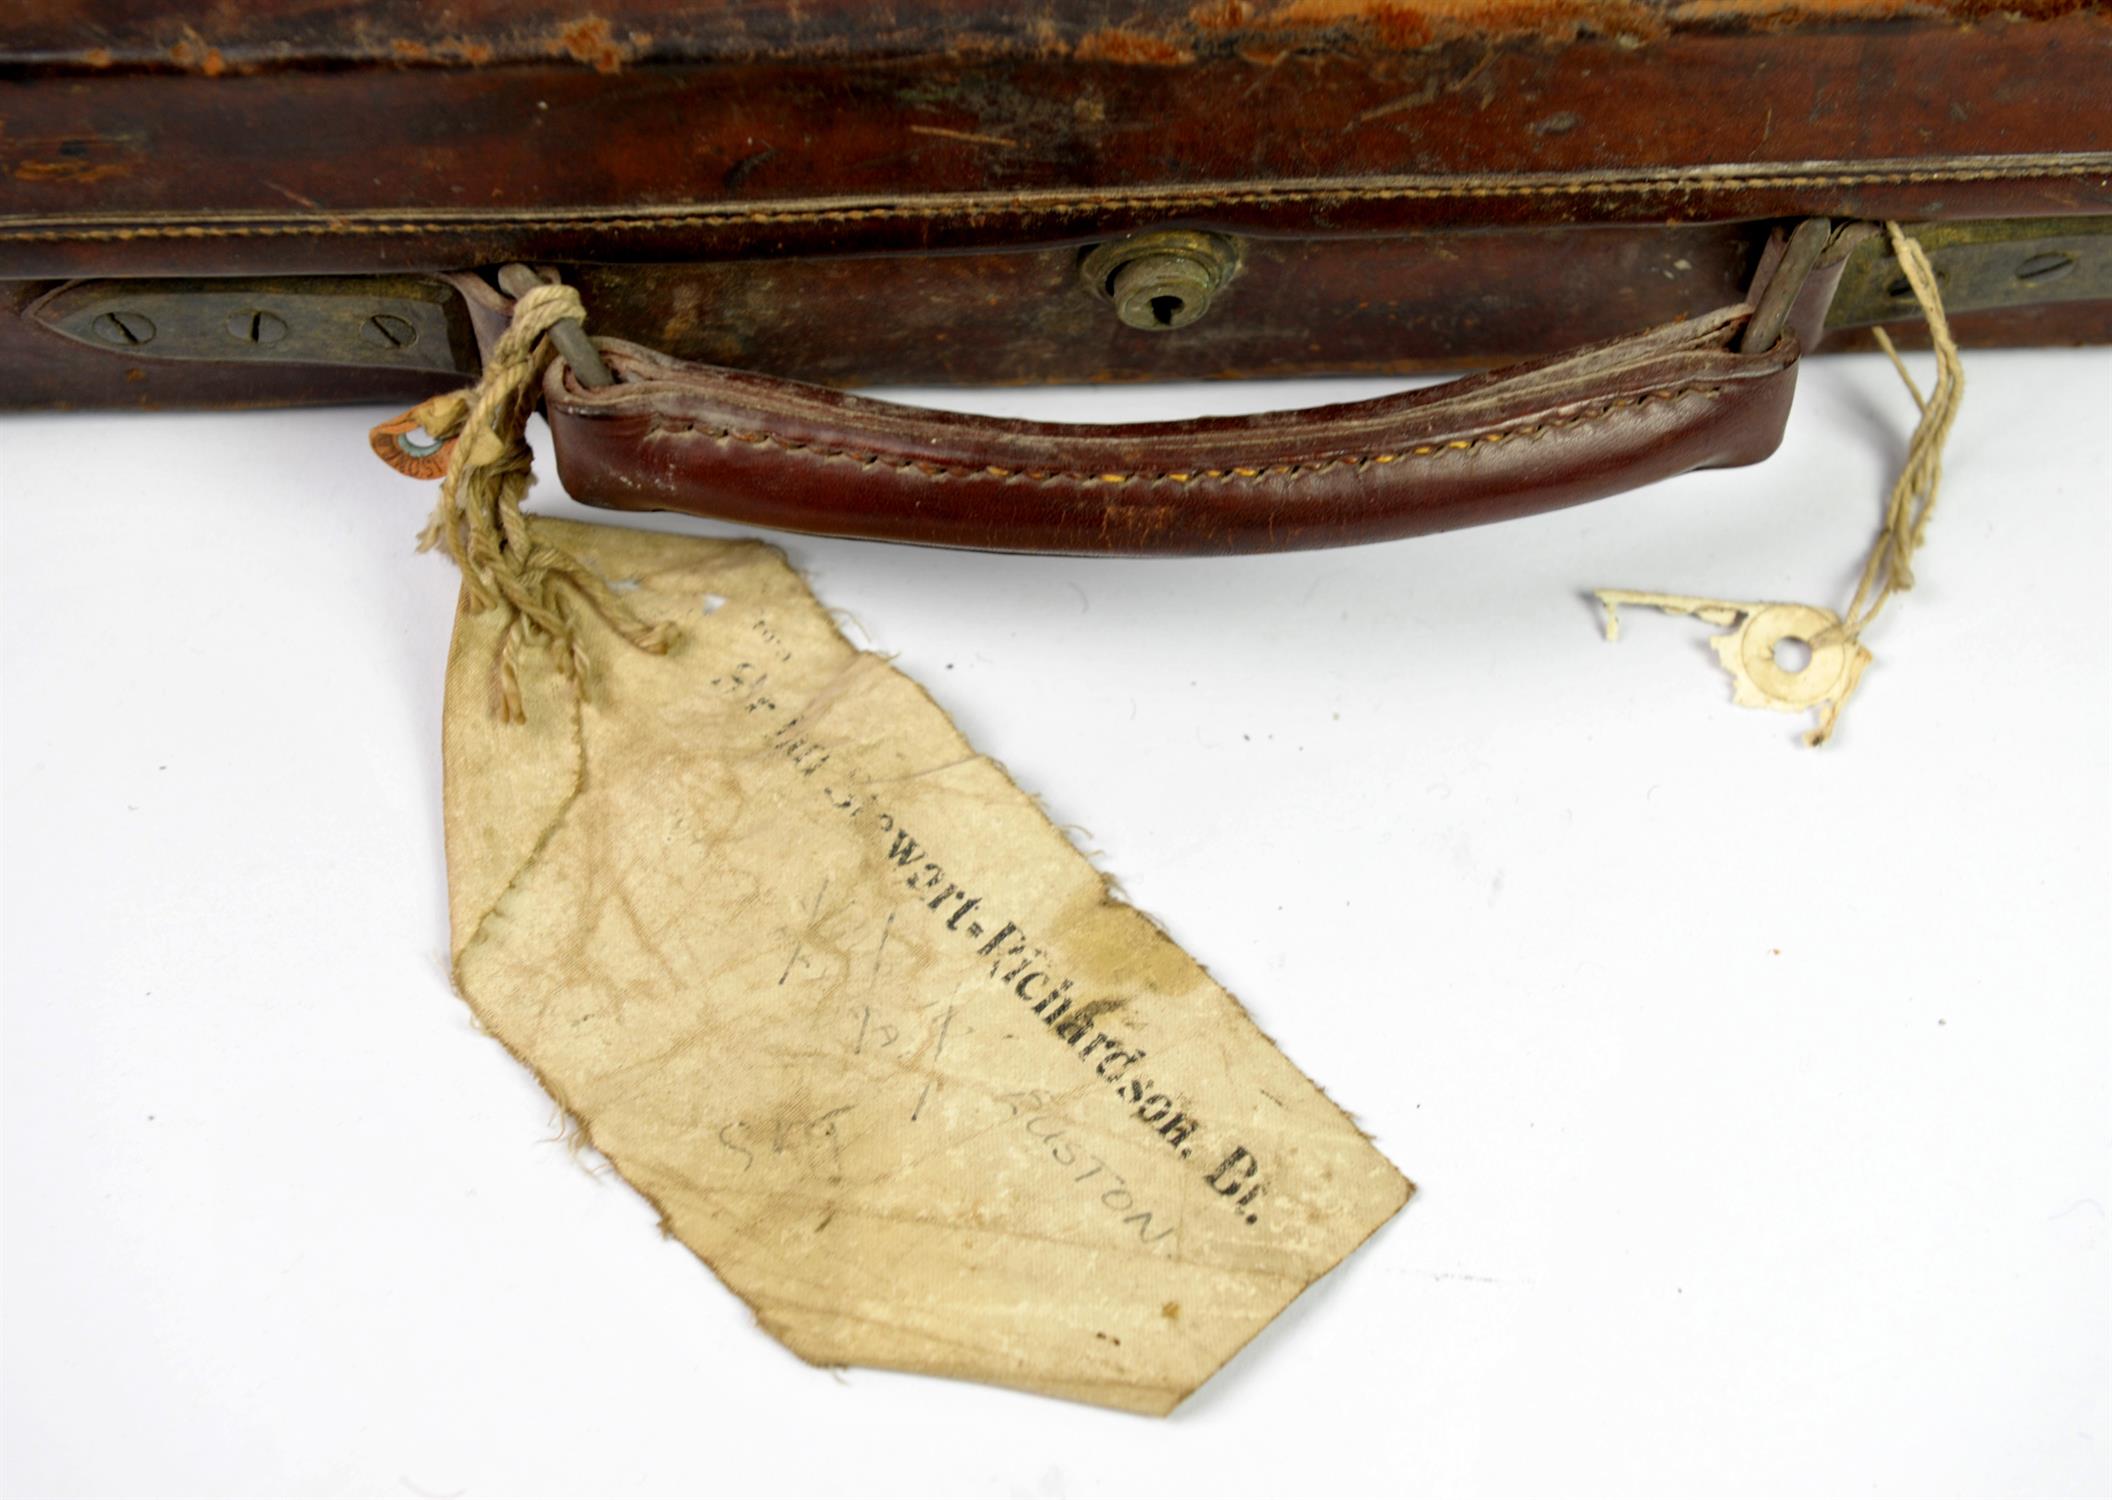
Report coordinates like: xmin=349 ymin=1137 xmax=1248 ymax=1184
xmin=543 ymin=223 xmax=1858 ymax=557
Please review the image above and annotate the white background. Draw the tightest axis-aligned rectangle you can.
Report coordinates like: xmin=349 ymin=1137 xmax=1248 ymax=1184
xmin=2 ymin=346 xmax=2107 ymax=1499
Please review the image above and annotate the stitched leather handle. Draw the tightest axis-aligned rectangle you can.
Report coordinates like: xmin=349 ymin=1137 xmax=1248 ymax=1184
xmin=543 ymin=225 xmax=1854 ymax=556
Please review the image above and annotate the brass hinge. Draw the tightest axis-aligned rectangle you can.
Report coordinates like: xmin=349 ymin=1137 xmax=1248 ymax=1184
xmin=29 ymin=275 xmax=479 ymax=375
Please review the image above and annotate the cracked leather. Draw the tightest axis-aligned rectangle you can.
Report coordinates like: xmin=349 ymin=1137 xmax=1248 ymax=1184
xmin=543 ymin=225 xmax=1858 ymax=556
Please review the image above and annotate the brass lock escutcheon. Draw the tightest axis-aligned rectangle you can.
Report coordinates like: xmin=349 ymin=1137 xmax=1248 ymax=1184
xmin=1080 ymin=230 xmax=1242 ymax=332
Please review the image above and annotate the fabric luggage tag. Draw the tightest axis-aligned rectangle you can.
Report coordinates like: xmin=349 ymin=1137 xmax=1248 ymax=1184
xmin=439 ymin=519 xmax=1411 ymax=1412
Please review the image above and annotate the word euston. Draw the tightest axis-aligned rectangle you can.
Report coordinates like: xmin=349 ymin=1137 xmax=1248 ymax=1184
xmin=714 ymin=650 xmax=1271 ymax=1230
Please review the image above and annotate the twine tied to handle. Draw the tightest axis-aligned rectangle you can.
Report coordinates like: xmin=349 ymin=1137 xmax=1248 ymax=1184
xmin=370 ymin=278 xmax=676 ymax=722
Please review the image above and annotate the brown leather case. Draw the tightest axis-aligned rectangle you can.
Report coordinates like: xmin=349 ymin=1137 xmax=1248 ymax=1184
xmin=4 ymin=3 xmax=2109 ymax=551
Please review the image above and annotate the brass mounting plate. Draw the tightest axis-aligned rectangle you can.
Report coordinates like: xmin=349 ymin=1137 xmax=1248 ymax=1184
xmin=30 ymin=275 xmax=478 ymax=375
xmin=1829 ymin=216 xmax=2112 ymax=329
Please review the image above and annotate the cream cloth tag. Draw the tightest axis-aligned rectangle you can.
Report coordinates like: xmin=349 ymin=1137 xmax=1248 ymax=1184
xmin=443 ymin=520 xmax=1411 ymax=1414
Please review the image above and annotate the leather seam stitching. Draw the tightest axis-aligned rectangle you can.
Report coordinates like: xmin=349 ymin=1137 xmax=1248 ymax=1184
xmin=3 ymin=157 xmax=2106 ymax=243
xmin=637 ymin=384 xmax=1726 ymax=486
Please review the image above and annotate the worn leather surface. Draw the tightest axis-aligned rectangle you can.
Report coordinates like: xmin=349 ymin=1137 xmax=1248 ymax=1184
xmin=6 ymin=4 xmax=2105 ymax=411
xmin=543 ymin=234 xmax=1852 ymax=555
xmin=4 ymin=5 xmax=2111 ymax=280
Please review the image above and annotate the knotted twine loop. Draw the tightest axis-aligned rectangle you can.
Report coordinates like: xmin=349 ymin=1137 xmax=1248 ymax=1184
xmin=372 ymin=281 xmax=677 ymax=722
xmin=1592 ymin=221 xmax=1963 ymax=748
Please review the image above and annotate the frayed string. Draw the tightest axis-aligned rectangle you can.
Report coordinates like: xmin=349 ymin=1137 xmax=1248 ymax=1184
xmin=1593 ymin=221 xmax=1963 ymax=747
xmin=1811 ymin=225 xmax=1966 ymax=738
xmin=371 ymin=281 xmax=677 ymax=722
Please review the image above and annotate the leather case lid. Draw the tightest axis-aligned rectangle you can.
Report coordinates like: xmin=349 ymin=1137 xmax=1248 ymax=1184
xmin=3 ymin=1 xmax=2110 ymax=277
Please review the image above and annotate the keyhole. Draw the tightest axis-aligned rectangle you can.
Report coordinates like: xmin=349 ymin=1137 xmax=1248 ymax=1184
xmin=1149 ymin=295 xmax=1186 ymax=326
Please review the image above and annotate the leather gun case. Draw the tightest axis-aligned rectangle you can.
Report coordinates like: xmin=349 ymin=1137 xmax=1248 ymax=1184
xmin=4 ymin=1 xmax=2109 ymax=553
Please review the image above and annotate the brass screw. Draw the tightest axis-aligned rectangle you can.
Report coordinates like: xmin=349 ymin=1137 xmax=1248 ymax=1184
xmin=226 ymin=309 xmax=289 ymax=345
xmin=2015 ymin=251 xmax=2077 ymax=285
xmin=362 ymin=313 xmax=418 ymax=349
xmin=91 ymin=311 xmax=155 ymax=346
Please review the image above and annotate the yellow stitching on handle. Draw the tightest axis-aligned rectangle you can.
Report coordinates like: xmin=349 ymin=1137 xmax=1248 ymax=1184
xmin=644 ymin=384 xmax=1726 ymax=487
